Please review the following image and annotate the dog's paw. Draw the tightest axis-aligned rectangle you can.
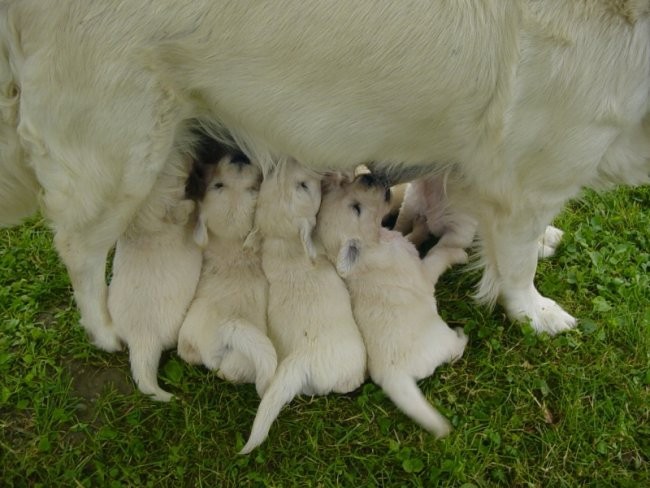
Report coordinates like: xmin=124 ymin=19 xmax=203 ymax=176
xmin=537 ymin=225 xmax=564 ymax=259
xmin=503 ymin=288 xmax=577 ymax=335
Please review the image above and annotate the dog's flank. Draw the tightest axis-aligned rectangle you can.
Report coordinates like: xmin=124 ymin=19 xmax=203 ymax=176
xmin=241 ymin=159 xmax=366 ymax=453
xmin=316 ymin=174 xmax=468 ymax=435
xmin=177 ymin=152 xmax=276 ymax=396
xmin=0 ymin=1 xmax=648 ymax=348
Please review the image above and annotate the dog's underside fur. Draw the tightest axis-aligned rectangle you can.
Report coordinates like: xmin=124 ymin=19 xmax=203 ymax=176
xmin=0 ymin=0 xmax=648 ymax=348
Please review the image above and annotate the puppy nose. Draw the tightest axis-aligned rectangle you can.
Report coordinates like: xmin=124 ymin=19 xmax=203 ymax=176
xmin=229 ymin=152 xmax=251 ymax=169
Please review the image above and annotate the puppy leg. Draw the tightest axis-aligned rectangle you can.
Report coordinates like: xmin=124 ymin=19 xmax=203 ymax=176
xmin=421 ymin=212 xmax=475 ymax=285
xmin=406 ymin=215 xmax=431 ymax=247
xmin=393 ymin=184 xmax=417 ymax=235
xmin=422 ymin=247 xmax=468 ymax=286
xmin=476 ymin=212 xmax=576 ymax=335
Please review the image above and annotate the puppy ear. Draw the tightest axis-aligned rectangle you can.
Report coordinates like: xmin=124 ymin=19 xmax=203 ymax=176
xmin=193 ymin=208 xmax=209 ymax=248
xmin=336 ymin=239 xmax=361 ymax=277
xmin=299 ymin=218 xmax=317 ymax=261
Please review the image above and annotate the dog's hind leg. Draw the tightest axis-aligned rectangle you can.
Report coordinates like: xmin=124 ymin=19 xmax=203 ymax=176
xmin=23 ymin=85 xmax=186 ymax=351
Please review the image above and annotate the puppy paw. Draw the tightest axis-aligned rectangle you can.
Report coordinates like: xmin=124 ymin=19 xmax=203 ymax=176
xmin=503 ymin=288 xmax=577 ymax=335
xmin=537 ymin=225 xmax=564 ymax=259
xmin=422 ymin=247 xmax=468 ymax=285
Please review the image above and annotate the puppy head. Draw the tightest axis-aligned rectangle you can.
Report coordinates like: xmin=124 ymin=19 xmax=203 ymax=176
xmin=316 ymin=172 xmax=391 ymax=275
xmin=193 ymin=152 xmax=261 ymax=246
xmin=255 ymin=158 xmax=322 ymax=259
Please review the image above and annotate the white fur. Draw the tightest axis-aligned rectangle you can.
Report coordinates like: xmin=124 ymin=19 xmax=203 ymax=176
xmin=316 ymin=175 xmax=468 ymax=436
xmin=177 ymin=154 xmax=277 ymax=397
xmin=0 ymin=1 xmax=648 ymax=345
xmin=107 ymin=153 xmax=202 ymax=401
xmin=240 ymin=159 xmax=367 ymax=454
xmin=394 ymin=176 xmax=565 ymax=289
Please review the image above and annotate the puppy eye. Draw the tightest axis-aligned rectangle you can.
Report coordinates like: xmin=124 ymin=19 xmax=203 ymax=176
xmin=298 ymin=181 xmax=309 ymax=191
xmin=351 ymin=202 xmax=362 ymax=216
xmin=213 ymin=182 xmax=224 ymax=190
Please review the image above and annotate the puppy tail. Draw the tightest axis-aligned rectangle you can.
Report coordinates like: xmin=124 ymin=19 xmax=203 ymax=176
xmin=239 ymin=355 xmax=307 ymax=454
xmin=221 ymin=319 xmax=278 ymax=397
xmin=380 ymin=370 xmax=452 ymax=438
xmin=129 ymin=337 xmax=173 ymax=402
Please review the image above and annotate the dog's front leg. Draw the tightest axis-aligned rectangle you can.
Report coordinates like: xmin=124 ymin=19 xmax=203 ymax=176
xmin=476 ymin=211 xmax=577 ymax=335
xmin=54 ymin=230 xmax=121 ymax=351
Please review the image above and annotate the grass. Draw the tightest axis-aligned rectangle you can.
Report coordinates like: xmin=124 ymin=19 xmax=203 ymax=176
xmin=1 ymin=187 xmax=648 ymax=487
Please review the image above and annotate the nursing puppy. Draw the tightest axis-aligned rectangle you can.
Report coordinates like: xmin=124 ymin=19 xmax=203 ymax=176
xmin=240 ymin=159 xmax=366 ymax=454
xmin=107 ymin=151 xmax=202 ymax=401
xmin=2 ymin=1 xmax=649 ymax=349
xmin=316 ymin=173 xmax=468 ymax=437
xmin=177 ymin=152 xmax=276 ymax=397
xmin=394 ymin=176 xmax=565 ymax=286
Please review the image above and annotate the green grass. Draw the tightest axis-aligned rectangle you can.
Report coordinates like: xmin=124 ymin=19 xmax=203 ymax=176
xmin=1 ymin=187 xmax=648 ymax=487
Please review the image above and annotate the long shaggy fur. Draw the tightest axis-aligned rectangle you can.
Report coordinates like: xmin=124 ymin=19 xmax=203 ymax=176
xmin=0 ymin=0 xmax=648 ymax=344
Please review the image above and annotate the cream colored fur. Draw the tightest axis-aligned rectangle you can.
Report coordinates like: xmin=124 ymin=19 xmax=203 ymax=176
xmin=177 ymin=153 xmax=276 ymax=397
xmin=107 ymin=152 xmax=202 ymax=401
xmin=0 ymin=1 xmax=648 ymax=347
xmin=316 ymin=174 xmax=468 ymax=436
xmin=240 ymin=159 xmax=366 ymax=454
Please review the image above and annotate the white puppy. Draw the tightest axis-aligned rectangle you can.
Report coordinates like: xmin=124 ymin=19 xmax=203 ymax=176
xmin=177 ymin=151 xmax=277 ymax=397
xmin=394 ymin=175 xmax=565 ymax=286
xmin=240 ymin=159 xmax=367 ymax=454
xmin=107 ymin=151 xmax=202 ymax=401
xmin=316 ymin=173 xmax=468 ymax=437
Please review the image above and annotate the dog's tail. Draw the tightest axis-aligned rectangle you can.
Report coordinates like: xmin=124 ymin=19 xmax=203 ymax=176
xmin=204 ymin=319 xmax=277 ymax=397
xmin=239 ymin=354 xmax=308 ymax=454
xmin=380 ymin=370 xmax=452 ymax=438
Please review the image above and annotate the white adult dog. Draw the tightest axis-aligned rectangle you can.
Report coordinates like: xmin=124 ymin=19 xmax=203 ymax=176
xmin=177 ymin=151 xmax=277 ymax=397
xmin=240 ymin=159 xmax=367 ymax=454
xmin=394 ymin=175 xmax=566 ymax=291
xmin=0 ymin=1 xmax=648 ymax=348
xmin=316 ymin=173 xmax=468 ymax=437
xmin=107 ymin=151 xmax=202 ymax=401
